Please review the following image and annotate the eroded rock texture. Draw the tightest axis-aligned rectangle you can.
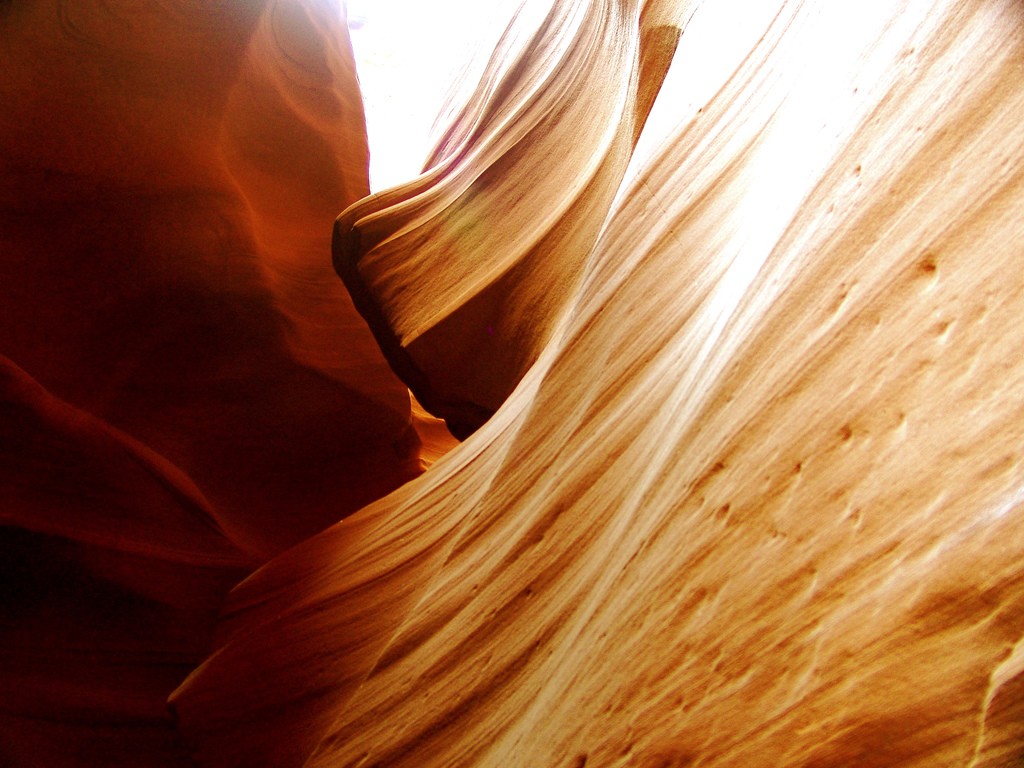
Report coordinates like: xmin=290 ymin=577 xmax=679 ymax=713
xmin=334 ymin=0 xmax=692 ymax=437
xmin=5 ymin=0 xmax=1024 ymax=766
xmin=171 ymin=0 xmax=1024 ymax=766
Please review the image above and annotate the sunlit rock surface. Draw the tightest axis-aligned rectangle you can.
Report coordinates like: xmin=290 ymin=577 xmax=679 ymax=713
xmin=334 ymin=0 xmax=692 ymax=437
xmin=0 ymin=1 xmax=420 ymax=763
xmin=171 ymin=0 xmax=1024 ymax=766
xmin=5 ymin=0 xmax=1024 ymax=765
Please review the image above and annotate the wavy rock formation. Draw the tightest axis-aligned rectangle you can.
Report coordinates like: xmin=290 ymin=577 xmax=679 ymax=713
xmin=171 ymin=0 xmax=1024 ymax=766
xmin=0 ymin=0 xmax=420 ymax=559
xmin=334 ymin=0 xmax=694 ymax=437
xmin=6 ymin=0 xmax=1024 ymax=765
xmin=0 ymin=1 xmax=420 ymax=763
xmin=0 ymin=356 xmax=252 ymax=766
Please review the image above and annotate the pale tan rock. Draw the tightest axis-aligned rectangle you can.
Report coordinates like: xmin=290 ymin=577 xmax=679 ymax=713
xmin=173 ymin=0 xmax=1024 ymax=765
xmin=334 ymin=0 xmax=691 ymax=437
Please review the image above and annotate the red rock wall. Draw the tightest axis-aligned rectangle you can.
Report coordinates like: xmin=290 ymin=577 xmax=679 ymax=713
xmin=0 ymin=1 xmax=421 ymax=764
xmin=0 ymin=0 xmax=422 ymax=560
xmin=4 ymin=0 xmax=1024 ymax=766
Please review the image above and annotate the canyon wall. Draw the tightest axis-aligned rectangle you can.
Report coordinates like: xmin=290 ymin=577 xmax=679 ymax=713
xmin=4 ymin=0 xmax=1024 ymax=766
xmin=0 ymin=1 xmax=419 ymax=763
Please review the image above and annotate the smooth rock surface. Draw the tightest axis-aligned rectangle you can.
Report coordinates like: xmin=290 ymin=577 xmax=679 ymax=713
xmin=0 ymin=356 xmax=252 ymax=766
xmin=0 ymin=0 xmax=421 ymax=559
xmin=172 ymin=0 xmax=1024 ymax=765
xmin=4 ymin=0 xmax=1024 ymax=765
xmin=334 ymin=0 xmax=694 ymax=437
xmin=0 ymin=1 xmax=422 ymax=764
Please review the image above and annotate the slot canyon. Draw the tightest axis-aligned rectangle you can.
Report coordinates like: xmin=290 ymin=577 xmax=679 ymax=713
xmin=2 ymin=0 xmax=1023 ymax=765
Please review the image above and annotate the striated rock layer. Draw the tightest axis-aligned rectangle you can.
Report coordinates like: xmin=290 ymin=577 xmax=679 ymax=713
xmin=334 ymin=0 xmax=694 ymax=437
xmin=3 ymin=0 xmax=1023 ymax=765
xmin=173 ymin=0 xmax=1024 ymax=765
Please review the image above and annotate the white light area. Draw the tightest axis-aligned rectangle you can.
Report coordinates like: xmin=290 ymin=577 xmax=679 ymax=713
xmin=346 ymin=0 xmax=519 ymax=191
xmin=345 ymin=0 xmax=769 ymax=194
xmin=621 ymin=1 xmax=782 ymax=191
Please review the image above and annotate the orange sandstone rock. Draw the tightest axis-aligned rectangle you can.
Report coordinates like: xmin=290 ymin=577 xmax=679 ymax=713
xmin=334 ymin=0 xmax=691 ymax=438
xmin=3 ymin=0 xmax=1023 ymax=765
xmin=0 ymin=0 xmax=420 ymax=557
xmin=0 ymin=1 xmax=420 ymax=764
xmin=173 ymin=0 xmax=1024 ymax=765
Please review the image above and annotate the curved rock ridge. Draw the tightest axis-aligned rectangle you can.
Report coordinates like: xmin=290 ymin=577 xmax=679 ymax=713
xmin=0 ymin=0 xmax=421 ymax=558
xmin=173 ymin=0 xmax=1024 ymax=765
xmin=334 ymin=0 xmax=691 ymax=438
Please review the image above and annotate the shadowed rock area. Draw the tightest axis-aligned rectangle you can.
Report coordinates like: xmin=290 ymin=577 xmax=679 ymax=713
xmin=5 ymin=0 xmax=1024 ymax=766
xmin=1 ymin=1 xmax=422 ymax=763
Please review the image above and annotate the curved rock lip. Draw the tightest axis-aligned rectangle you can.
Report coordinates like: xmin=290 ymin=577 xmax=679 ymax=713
xmin=334 ymin=199 xmax=492 ymax=440
xmin=334 ymin=1 xmax=683 ymax=439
